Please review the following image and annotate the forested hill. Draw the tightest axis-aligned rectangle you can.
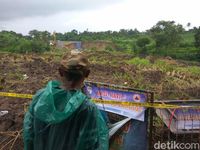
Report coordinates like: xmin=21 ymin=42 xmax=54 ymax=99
xmin=0 ymin=20 xmax=200 ymax=61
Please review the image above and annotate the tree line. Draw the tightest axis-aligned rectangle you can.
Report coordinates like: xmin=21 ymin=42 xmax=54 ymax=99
xmin=0 ymin=20 xmax=200 ymax=61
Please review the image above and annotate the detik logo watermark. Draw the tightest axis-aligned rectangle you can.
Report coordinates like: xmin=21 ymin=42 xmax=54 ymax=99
xmin=154 ymin=141 xmax=200 ymax=150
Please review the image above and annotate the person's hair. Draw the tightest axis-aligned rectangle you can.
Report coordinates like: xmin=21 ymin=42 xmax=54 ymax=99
xmin=58 ymin=65 xmax=90 ymax=83
xmin=59 ymin=68 xmax=82 ymax=82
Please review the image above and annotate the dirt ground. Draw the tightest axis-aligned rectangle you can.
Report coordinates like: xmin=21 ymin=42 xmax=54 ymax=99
xmin=0 ymin=51 xmax=200 ymax=149
xmin=0 ymin=51 xmax=135 ymax=149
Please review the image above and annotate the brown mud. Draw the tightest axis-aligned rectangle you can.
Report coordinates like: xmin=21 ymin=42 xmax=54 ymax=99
xmin=0 ymin=51 xmax=199 ymax=149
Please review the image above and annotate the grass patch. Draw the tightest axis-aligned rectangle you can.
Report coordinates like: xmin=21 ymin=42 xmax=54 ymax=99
xmin=127 ymin=57 xmax=150 ymax=67
xmin=153 ymin=60 xmax=175 ymax=72
xmin=176 ymin=66 xmax=200 ymax=77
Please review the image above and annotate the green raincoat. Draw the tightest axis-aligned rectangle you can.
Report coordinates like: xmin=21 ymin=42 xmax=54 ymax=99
xmin=23 ymin=80 xmax=108 ymax=150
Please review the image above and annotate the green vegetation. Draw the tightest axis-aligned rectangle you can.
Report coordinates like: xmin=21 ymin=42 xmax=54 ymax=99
xmin=135 ymin=36 xmax=154 ymax=56
xmin=0 ymin=30 xmax=50 ymax=53
xmin=148 ymin=21 xmax=184 ymax=48
xmin=127 ymin=57 xmax=150 ymax=67
xmin=127 ymin=56 xmax=200 ymax=78
xmin=0 ymin=20 xmax=200 ymax=61
xmin=194 ymin=27 xmax=200 ymax=49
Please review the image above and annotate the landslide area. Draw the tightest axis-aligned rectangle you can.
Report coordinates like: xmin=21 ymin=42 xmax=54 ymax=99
xmin=0 ymin=50 xmax=200 ymax=149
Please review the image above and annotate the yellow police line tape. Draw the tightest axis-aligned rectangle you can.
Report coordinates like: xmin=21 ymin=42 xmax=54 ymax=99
xmin=0 ymin=92 xmax=199 ymax=109
xmin=92 ymin=99 xmax=199 ymax=109
xmin=0 ymin=92 xmax=33 ymax=99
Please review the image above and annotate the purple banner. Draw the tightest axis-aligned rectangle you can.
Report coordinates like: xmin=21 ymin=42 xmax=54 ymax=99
xmin=84 ymin=84 xmax=147 ymax=121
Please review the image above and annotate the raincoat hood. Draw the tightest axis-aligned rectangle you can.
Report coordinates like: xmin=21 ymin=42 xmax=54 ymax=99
xmin=33 ymin=80 xmax=87 ymax=124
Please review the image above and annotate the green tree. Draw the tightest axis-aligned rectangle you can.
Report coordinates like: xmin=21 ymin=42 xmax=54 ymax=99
xmin=187 ymin=22 xmax=191 ymax=30
xmin=149 ymin=21 xmax=184 ymax=48
xmin=0 ymin=30 xmax=50 ymax=53
xmin=55 ymin=32 xmax=65 ymax=41
xmin=29 ymin=30 xmax=40 ymax=39
xmin=194 ymin=27 xmax=200 ymax=49
xmin=136 ymin=37 xmax=151 ymax=56
xmin=29 ymin=30 xmax=51 ymax=41
xmin=64 ymin=29 xmax=79 ymax=40
xmin=28 ymin=30 xmax=50 ymax=52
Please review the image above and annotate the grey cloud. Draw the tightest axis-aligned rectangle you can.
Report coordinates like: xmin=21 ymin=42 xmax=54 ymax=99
xmin=0 ymin=0 xmax=121 ymax=21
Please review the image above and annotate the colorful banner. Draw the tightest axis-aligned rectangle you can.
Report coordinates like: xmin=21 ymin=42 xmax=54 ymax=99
xmin=84 ymin=83 xmax=147 ymax=121
xmin=175 ymin=108 xmax=200 ymax=130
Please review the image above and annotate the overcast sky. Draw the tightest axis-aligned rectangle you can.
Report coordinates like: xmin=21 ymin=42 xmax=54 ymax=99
xmin=0 ymin=0 xmax=200 ymax=35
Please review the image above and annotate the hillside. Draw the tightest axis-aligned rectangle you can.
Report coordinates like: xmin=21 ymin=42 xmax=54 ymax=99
xmin=0 ymin=49 xmax=200 ymax=149
xmin=1 ymin=49 xmax=200 ymax=99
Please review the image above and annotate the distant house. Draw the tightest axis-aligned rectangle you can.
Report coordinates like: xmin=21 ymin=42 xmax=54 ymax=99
xmin=51 ymin=40 xmax=82 ymax=50
xmin=64 ymin=41 xmax=82 ymax=50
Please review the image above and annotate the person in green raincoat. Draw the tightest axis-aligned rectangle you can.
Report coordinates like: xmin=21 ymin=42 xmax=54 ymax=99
xmin=23 ymin=51 xmax=109 ymax=150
